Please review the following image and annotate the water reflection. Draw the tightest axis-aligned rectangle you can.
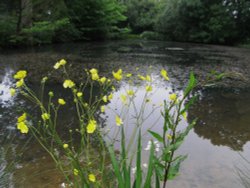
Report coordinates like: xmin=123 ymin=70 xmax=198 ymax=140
xmin=189 ymin=88 xmax=250 ymax=151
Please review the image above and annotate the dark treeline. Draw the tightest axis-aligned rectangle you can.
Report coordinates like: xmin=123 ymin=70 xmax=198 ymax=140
xmin=0 ymin=0 xmax=250 ymax=46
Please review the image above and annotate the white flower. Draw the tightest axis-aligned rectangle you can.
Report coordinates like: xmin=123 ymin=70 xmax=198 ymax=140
xmin=132 ymin=167 xmax=137 ymax=174
xmin=143 ymin=163 xmax=148 ymax=168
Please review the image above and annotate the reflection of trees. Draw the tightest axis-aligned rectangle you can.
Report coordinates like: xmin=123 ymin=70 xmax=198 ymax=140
xmin=188 ymin=88 xmax=250 ymax=151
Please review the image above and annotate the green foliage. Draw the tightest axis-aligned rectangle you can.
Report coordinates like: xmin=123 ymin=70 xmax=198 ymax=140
xmin=155 ymin=0 xmax=238 ymax=44
xmin=125 ymin=0 xmax=160 ymax=33
xmin=0 ymin=16 xmax=16 ymax=45
xmin=0 ymin=0 xmax=127 ymax=46
xmin=65 ymin=0 xmax=127 ymax=40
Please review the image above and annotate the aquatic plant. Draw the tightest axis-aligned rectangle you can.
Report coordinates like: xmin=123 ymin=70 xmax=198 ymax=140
xmin=11 ymin=59 xmax=196 ymax=187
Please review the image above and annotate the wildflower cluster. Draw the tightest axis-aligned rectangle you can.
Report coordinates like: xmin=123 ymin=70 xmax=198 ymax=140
xmin=12 ymin=59 xmax=196 ymax=188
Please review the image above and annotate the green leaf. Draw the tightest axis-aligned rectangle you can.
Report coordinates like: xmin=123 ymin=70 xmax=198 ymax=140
xmin=180 ymin=96 xmax=197 ymax=115
xmin=184 ymin=73 xmax=196 ymax=96
xmin=144 ymin=141 xmax=155 ymax=187
xmin=121 ymin=127 xmax=130 ymax=188
xmin=135 ymin=130 xmax=142 ymax=188
xmin=167 ymin=155 xmax=187 ymax=180
xmin=148 ymin=130 xmax=164 ymax=143
xmin=108 ymin=146 xmax=124 ymax=188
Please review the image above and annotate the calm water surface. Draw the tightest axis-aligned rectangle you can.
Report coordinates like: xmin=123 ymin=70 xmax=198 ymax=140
xmin=0 ymin=40 xmax=250 ymax=188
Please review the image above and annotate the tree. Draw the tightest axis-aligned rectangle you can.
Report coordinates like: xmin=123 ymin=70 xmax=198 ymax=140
xmin=65 ymin=0 xmax=126 ymax=40
xmin=155 ymin=0 xmax=238 ymax=44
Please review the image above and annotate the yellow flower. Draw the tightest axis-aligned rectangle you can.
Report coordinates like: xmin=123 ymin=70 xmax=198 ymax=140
xmin=54 ymin=59 xmax=67 ymax=69
xmin=73 ymin=168 xmax=79 ymax=176
xmin=146 ymin=75 xmax=151 ymax=82
xmin=18 ymin=113 xmax=26 ymax=123
xmin=91 ymin=73 xmax=99 ymax=81
xmin=182 ymin=111 xmax=187 ymax=120
xmin=102 ymin=95 xmax=108 ymax=103
xmin=108 ymin=93 xmax=113 ymax=100
xmin=88 ymin=174 xmax=96 ymax=182
xmin=138 ymin=75 xmax=146 ymax=80
xmin=53 ymin=62 xmax=61 ymax=69
xmin=10 ymin=88 xmax=16 ymax=97
xmin=89 ymin=69 xmax=99 ymax=80
xmin=58 ymin=98 xmax=66 ymax=105
xmin=77 ymin=92 xmax=83 ymax=98
xmin=17 ymin=121 xmax=29 ymax=134
xmin=16 ymin=79 xmax=24 ymax=88
xmin=115 ymin=115 xmax=123 ymax=126
xmin=63 ymin=144 xmax=69 ymax=149
xmin=41 ymin=113 xmax=50 ymax=121
xmin=14 ymin=70 xmax=27 ymax=80
xmin=146 ymin=85 xmax=152 ymax=92
xmin=112 ymin=69 xmax=123 ymax=81
xmin=127 ymin=90 xmax=134 ymax=96
xmin=120 ymin=94 xmax=127 ymax=104
xmin=100 ymin=105 xmax=105 ymax=113
xmin=160 ymin=69 xmax=169 ymax=81
xmin=126 ymin=73 xmax=132 ymax=78
xmin=169 ymin=93 xmax=177 ymax=101
xmin=59 ymin=59 xmax=67 ymax=65
xmin=99 ymin=77 xmax=107 ymax=84
xmin=63 ymin=80 xmax=75 ymax=88
xmin=90 ymin=68 xmax=98 ymax=74
xmin=87 ymin=119 xmax=97 ymax=134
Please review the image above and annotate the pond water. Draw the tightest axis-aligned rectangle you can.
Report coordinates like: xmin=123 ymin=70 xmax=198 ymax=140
xmin=1 ymin=40 xmax=250 ymax=188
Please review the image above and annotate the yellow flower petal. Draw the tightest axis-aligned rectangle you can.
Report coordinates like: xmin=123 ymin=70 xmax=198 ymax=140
xmin=17 ymin=121 xmax=29 ymax=134
xmin=160 ymin=69 xmax=169 ymax=81
xmin=63 ymin=80 xmax=75 ymax=88
xmin=18 ymin=113 xmax=26 ymax=123
xmin=127 ymin=90 xmax=134 ymax=96
xmin=53 ymin=62 xmax=61 ymax=69
xmin=126 ymin=73 xmax=132 ymax=78
xmin=115 ymin=115 xmax=123 ymax=126
xmin=58 ymin=98 xmax=66 ymax=105
xmin=102 ymin=95 xmax=108 ymax=103
xmin=88 ymin=173 xmax=96 ymax=182
xmin=145 ymin=85 xmax=152 ymax=92
xmin=77 ymin=92 xmax=83 ymax=98
xmin=87 ymin=119 xmax=97 ymax=134
xmin=100 ymin=105 xmax=105 ymax=113
xmin=16 ymin=79 xmax=24 ymax=88
xmin=169 ymin=93 xmax=177 ymax=101
xmin=90 ymin=68 xmax=98 ymax=74
xmin=63 ymin=144 xmax=69 ymax=149
xmin=10 ymin=88 xmax=16 ymax=97
xmin=112 ymin=69 xmax=123 ymax=81
xmin=99 ymin=77 xmax=107 ymax=84
xmin=59 ymin=59 xmax=67 ymax=65
xmin=14 ymin=70 xmax=27 ymax=80
xmin=74 ymin=168 xmax=79 ymax=176
xmin=41 ymin=113 xmax=50 ymax=121
xmin=108 ymin=93 xmax=113 ymax=100
xmin=91 ymin=73 xmax=99 ymax=81
xmin=182 ymin=111 xmax=187 ymax=120
xmin=120 ymin=94 xmax=127 ymax=104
